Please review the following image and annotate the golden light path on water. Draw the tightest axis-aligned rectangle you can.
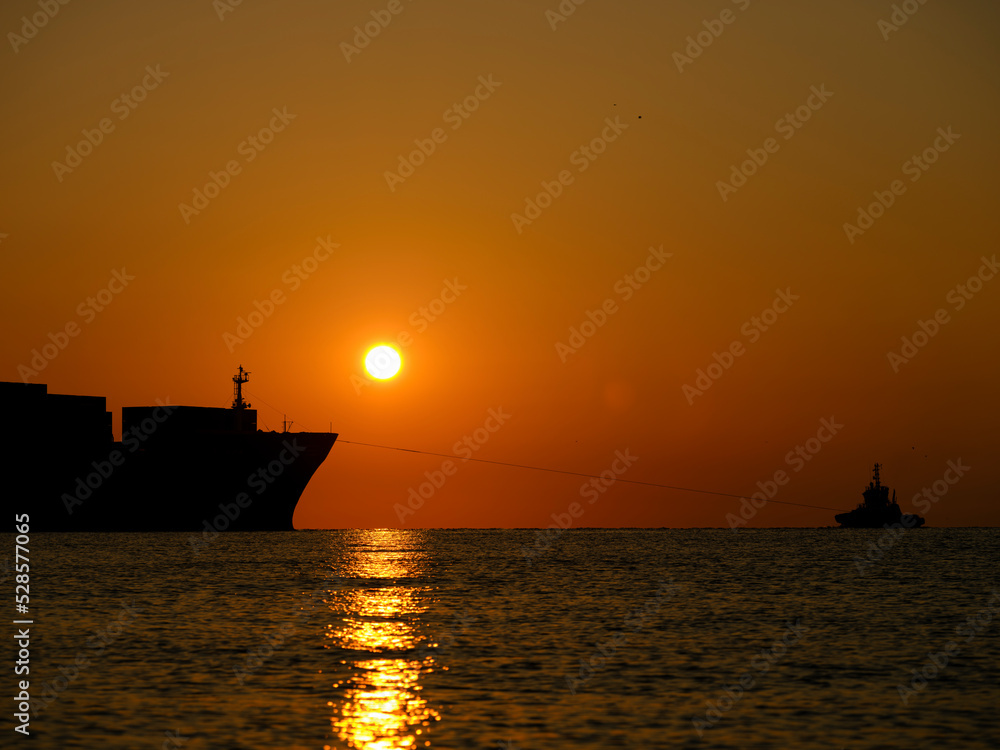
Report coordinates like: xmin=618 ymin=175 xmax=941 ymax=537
xmin=323 ymin=530 xmax=441 ymax=750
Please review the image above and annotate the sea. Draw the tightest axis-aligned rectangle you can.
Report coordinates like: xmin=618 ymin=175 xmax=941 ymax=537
xmin=16 ymin=528 xmax=1000 ymax=749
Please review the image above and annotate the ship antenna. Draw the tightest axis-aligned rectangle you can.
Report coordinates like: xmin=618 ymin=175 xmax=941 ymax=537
xmin=232 ymin=365 xmax=251 ymax=410
xmin=873 ymin=462 xmax=880 ymax=489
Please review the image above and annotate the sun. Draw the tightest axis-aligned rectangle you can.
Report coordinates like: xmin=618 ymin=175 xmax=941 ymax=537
xmin=364 ymin=345 xmax=402 ymax=380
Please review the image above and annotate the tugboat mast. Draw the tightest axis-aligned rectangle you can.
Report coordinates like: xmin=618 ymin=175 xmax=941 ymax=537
xmin=232 ymin=365 xmax=251 ymax=411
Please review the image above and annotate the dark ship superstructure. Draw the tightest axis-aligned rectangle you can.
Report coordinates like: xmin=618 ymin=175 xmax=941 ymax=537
xmin=2 ymin=367 xmax=336 ymax=531
xmin=834 ymin=463 xmax=925 ymax=529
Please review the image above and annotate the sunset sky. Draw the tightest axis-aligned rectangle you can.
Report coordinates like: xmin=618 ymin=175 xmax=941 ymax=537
xmin=2 ymin=0 xmax=998 ymax=528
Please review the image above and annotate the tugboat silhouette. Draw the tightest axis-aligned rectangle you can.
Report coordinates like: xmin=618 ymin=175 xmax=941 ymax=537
xmin=835 ymin=463 xmax=925 ymax=528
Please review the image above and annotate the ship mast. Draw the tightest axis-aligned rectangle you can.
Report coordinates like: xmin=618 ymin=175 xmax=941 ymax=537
xmin=232 ymin=365 xmax=251 ymax=411
xmin=873 ymin=462 xmax=881 ymax=490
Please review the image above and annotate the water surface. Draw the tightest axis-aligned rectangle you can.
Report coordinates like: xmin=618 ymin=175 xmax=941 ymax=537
xmin=21 ymin=529 xmax=1000 ymax=748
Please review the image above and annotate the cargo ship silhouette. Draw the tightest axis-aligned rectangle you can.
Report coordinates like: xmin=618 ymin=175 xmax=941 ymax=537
xmin=835 ymin=463 xmax=925 ymax=529
xmin=2 ymin=367 xmax=336 ymax=531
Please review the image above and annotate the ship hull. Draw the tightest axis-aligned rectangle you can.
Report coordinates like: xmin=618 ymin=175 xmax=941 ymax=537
xmin=834 ymin=508 xmax=924 ymax=529
xmin=25 ymin=432 xmax=336 ymax=532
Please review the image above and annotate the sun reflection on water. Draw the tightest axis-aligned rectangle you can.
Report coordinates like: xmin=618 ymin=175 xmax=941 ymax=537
xmin=323 ymin=530 xmax=440 ymax=750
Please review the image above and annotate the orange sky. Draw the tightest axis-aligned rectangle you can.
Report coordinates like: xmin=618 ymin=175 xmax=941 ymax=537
xmin=2 ymin=0 xmax=998 ymax=528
